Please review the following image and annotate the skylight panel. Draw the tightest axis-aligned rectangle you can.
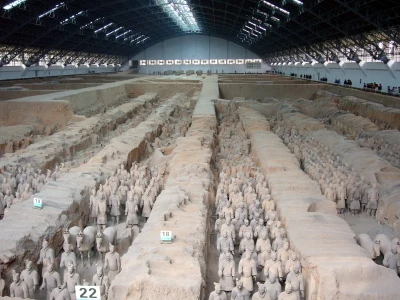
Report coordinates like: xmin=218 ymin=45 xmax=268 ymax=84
xmin=60 ymin=11 xmax=85 ymax=25
xmin=38 ymin=2 xmax=65 ymax=19
xmin=94 ymin=23 xmax=113 ymax=34
xmin=3 ymin=0 xmax=25 ymax=10
xmin=262 ymin=0 xmax=290 ymax=15
xmin=291 ymin=0 xmax=303 ymax=6
xmin=156 ymin=0 xmax=200 ymax=32
xmin=116 ymin=30 xmax=132 ymax=39
xmin=270 ymin=16 xmax=280 ymax=23
xmin=80 ymin=18 xmax=103 ymax=30
xmin=106 ymin=27 xmax=123 ymax=37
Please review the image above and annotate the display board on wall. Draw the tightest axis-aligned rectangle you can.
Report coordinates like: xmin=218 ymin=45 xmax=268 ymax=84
xmin=138 ymin=58 xmax=261 ymax=66
xmin=246 ymin=62 xmax=262 ymax=69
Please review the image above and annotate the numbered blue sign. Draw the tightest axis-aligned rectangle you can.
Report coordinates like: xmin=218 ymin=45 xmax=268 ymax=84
xmin=75 ymin=286 xmax=101 ymax=300
xmin=160 ymin=230 xmax=172 ymax=244
xmin=33 ymin=198 xmax=43 ymax=209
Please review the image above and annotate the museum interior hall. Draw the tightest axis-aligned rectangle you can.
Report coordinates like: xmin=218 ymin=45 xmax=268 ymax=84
xmin=1 ymin=0 xmax=400 ymax=299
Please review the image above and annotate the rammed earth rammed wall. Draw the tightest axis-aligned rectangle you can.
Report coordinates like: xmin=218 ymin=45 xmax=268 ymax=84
xmin=0 ymin=93 xmax=158 ymax=172
xmin=109 ymin=77 xmax=218 ymax=300
xmin=219 ymin=83 xmax=326 ymax=100
xmin=238 ymin=106 xmax=400 ymax=300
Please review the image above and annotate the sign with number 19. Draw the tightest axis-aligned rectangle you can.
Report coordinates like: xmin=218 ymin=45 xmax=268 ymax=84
xmin=75 ymin=286 xmax=101 ymax=300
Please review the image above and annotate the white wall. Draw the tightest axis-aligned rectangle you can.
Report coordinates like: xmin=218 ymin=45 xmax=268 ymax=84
xmin=0 ymin=65 xmax=117 ymax=81
xmin=273 ymin=61 xmax=400 ymax=89
xmin=131 ymin=35 xmax=270 ymax=74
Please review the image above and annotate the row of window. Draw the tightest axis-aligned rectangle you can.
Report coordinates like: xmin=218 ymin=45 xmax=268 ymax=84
xmin=139 ymin=59 xmax=262 ymax=66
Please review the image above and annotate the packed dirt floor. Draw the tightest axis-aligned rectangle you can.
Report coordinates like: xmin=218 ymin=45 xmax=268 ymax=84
xmin=0 ymin=73 xmax=400 ymax=300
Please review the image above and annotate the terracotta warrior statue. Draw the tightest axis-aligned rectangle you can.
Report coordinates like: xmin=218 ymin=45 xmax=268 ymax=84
xmin=278 ymin=283 xmax=298 ymax=300
xmin=89 ymin=187 xmax=98 ymax=225
xmin=49 ymin=285 xmax=71 ymax=300
xmin=367 ymin=183 xmax=379 ymax=217
xmin=40 ymin=262 xmax=61 ymax=300
xmin=38 ymin=236 xmax=55 ymax=277
xmin=218 ymin=251 xmax=235 ymax=294
xmin=92 ymin=264 xmax=109 ymax=299
xmin=104 ymin=243 xmax=121 ymax=282
xmin=108 ymin=189 xmax=121 ymax=225
xmin=252 ymin=282 xmax=270 ymax=300
xmin=125 ymin=194 xmax=140 ymax=229
xmin=286 ymin=262 xmax=304 ymax=300
xmin=96 ymin=194 xmax=108 ymax=231
xmin=231 ymin=278 xmax=250 ymax=300
xmin=238 ymin=250 xmax=257 ymax=293
xmin=20 ymin=259 xmax=39 ymax=299
xmin=60 ymin=243 xmax=77 ymax=270
xmin=208 ymin=282 xmax=228 ymax=300
xmin=265 ymin=272 xmax=282 ymax=300
xmin=63 ymin=262 xmax=80 ymax=300
xmin=10 ymin=270 xmax=29 ymax=298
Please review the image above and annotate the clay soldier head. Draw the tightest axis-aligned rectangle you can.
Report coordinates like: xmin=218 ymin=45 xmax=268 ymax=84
xmin=285 ymin=283 xmax=293 ymax=294
xmin=47 ymin=263 xmax=54 ymax=273
xmin=257 ymin=282 xmax=266 ymax=296
xmin=96 ymin=264 xmax=104 ymax=277
xmin=244 ymin=219 xmax=250 ymax=226
xmin=67 ymin=262 xmax=75 ymax=274
xmin=283 ymin=241 xmax=290 ymax=251
xmin=261 ymin=231 xmax=268 ymax=240
xmin=43 ymin=237 xmax=49 ymax=249
xmin=109 ymin=243 xmax=115 ymax=253
xmin=13 ymin=270 xmax=21 ymax=283
xmin=236 ymin=278 xmax=243 ymax=290
xmin=223 ymin=231 xmax=229 ymax=240
xmin=213 ymin=282 xmax=222 ymax=295
xmin=25 ymin=259 xmax=33 ymax=271
xmin=245 ymin=251 xmax=252 ymax=260
xmin=271 ymin=251 xmax=277 ymax=261
xmin=294 ymin=261 xmax=301 ymax=274
xmin=279 ymin=228 xmax=286 ymax=239
xmin=291 ymin=251 xmax=298 ymax=261
xmin=225 ymin=217 xmax=231 ymax=226
xmin=269 ymin=271 xmax=277 ymax=283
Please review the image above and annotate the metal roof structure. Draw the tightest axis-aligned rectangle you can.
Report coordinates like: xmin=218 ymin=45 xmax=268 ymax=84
xmin=0 ymin=0 xmax=399 ymax=66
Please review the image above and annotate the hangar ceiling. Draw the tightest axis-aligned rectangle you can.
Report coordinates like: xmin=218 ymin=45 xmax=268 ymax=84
xmin=0 ymin=0 xmax=399 ymax=66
